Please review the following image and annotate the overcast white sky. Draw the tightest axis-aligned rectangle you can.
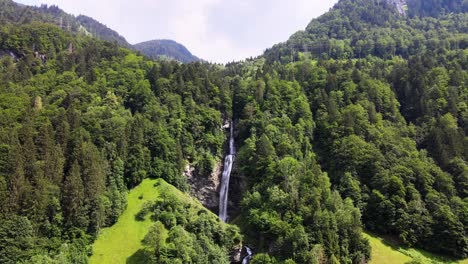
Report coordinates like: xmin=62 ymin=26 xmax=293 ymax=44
xmin=16 ymin=0 xmax=337 ymax=63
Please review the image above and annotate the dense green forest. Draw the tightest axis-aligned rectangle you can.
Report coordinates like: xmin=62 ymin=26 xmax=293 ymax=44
xmin=0 ymin=0 xmax=466 ymax=263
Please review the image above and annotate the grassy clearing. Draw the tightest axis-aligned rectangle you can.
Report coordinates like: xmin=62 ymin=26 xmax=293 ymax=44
xmin=90 ymin=178 xmax=190 ymax=264
xmin=365 ymin=232 xmax=468 ymax=264
xmin=364 ymin=232 xmax=412 ymax=264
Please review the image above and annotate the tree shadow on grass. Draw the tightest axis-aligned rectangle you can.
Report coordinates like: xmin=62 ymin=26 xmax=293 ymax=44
xmin=126 ymin=249 xmax=151 ymax=264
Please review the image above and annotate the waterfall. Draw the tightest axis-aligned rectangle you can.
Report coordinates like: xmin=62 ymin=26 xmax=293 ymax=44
xmin=219 ymin=122 xmax=235 ymax=222
xmin=242 ymin=246 xmax=252 ymax=264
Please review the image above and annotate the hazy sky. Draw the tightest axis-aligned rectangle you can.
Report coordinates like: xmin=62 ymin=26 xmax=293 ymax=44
xmin=16 ymin=0 xmax=338 ymax=63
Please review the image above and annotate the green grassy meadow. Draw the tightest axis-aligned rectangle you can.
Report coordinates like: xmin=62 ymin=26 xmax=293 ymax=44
xmin=365 ymin=232 xmax=468 ymax=264
xmin=90 ymin=178 xmax=189 ymax=264
xmin=364 ymin=232 xmax=412 ymax=264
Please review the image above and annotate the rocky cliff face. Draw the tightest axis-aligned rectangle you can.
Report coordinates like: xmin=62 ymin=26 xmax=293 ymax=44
xmin=186 ymin=121 xmax=235 ymax=213
xmin=386 ymin=0 xmax=407 ymax=14
xmin=186 ymin=161 xmax=222 ymax=211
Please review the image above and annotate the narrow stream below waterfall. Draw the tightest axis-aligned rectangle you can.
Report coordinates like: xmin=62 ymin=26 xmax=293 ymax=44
xmin=219 ymin=121 xmax=235 ymax=222
xmin=242 ymin=246 xmax=252 ymax=264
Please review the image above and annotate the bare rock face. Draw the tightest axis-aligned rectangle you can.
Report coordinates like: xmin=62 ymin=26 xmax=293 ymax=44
xmin=386 ymin=0 xmax=407 ymax=15
xmin=185 ymin=161 xmax=222 ymax=211
xmin=231 ymin=244 xmax=243 ymax=263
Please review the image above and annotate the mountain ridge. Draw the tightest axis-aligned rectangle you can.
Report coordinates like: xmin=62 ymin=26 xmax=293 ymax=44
xmin=133 ymin=39 xmax=201 ymax=63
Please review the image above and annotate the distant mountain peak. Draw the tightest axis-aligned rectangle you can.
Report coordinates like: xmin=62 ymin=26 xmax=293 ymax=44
xmin=133 ymin=39 xmax=200 ymax=63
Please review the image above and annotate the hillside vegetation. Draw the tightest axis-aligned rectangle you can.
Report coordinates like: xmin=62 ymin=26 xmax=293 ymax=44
xmin=90 ymin=178 xmax=240 ymax=264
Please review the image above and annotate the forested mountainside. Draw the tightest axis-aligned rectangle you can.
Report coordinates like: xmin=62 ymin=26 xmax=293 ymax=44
xmin=0 ymin=0 xmax=130 ymax=46
xmin=252 ymin=0 xmax=467 ymax=260
xmin=134 ymin=39 xmax=201 ymax=63
xmin=0 ymin=0 xmax=466 ymax=263
xmin=265 ymin=0 xmax=467 ymax=62
xmin=407 ymin=0 xmax=468 ymax=17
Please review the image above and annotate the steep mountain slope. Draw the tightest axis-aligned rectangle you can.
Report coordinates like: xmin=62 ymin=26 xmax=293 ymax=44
xmin=133 ymin=39 xmax=200 ymax=63
xmin=0 ymin=20 xmax=234 ymax=262
xmin=0 ymin=0 xmax=72 ymax=26
xmin=247 ymin=0 xmax=467 ymax=260
xmin=265 ymin=0 xmax=466 ymax=62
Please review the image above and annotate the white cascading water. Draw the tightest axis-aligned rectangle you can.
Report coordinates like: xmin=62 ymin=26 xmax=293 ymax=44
xmin=242 ymin=246 xmax=252 ymax=264
xmin=219 ymin=122 xmax=235 ymax=222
